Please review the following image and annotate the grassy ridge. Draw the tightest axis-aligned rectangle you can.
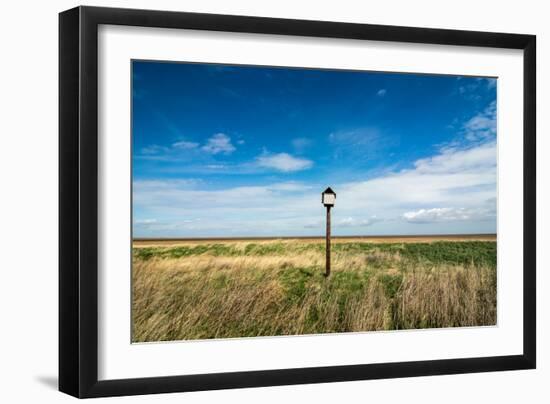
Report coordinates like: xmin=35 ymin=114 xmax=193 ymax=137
xmin=132 ymin=240 xmax=496 ymax=342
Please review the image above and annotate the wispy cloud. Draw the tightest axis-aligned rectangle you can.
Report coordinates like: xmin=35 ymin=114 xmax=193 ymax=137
xmin=291 ymin=137 xmax=312 ymax=153
xmin=403 ymin=206 xmax=495 ymax=224
xmin=462 ymin=101 xmax=496 ymax=142
xmin=340 ymin=141 xmax=496 ymax=204
xmin=136 ymin=133 xmax=236 ymax=162
xmin=377 ymin=89 xmax=387 ymax=97
xmin=413 ymin=140 xmax=495 ymax=174
xmin=256 ymin=152 xmax=313 ymax=172
xmin=303 ymin=217 xmax=380 ymax=230
xmin=201 ymin=133 xmax=236 ymax=155
xmin=336 ymin=216 xmax=381 ymax=228
xmin=437 ymin=99 xmax=496 ymax=154
xmin=172 ymin=140 xmax=199 ymax=149
xmin=140 ymin=144 xmax=169 ymax=155
xmin=134 ymin=218 xmax=157 ymax=225
xmin=133 ymin=218 xmax=201 ymax=232
xmin=134 ymin=178 xmax=202 ymax=193
xmin=133 ymin=138 xmax=496 ymax=236
xmin=328 ymin=128 xmax=395 ymax=161
xmin=303 ymin=219 xmax=323 ymax=229
xmin=333 ymin=140 xmax=497 ymax=233
xmin=456 ymin=77 xmax=496 ymax=100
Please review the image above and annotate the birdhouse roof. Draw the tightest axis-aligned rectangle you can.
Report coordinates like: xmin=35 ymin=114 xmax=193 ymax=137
xmin=323 ymin=187 xmax=336 ymax=195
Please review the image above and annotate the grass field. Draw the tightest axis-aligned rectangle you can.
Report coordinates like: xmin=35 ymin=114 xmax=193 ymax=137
xmin=132 ymin=237 xmax=497 ymax=342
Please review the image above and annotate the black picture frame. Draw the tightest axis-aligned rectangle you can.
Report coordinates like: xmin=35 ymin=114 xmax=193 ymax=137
xmin=59 ymin=5 xmax=536 ymax=398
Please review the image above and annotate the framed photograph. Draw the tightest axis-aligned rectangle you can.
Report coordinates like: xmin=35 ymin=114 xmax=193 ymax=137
xmin=59 ymin=6 xmax=536 ymax=398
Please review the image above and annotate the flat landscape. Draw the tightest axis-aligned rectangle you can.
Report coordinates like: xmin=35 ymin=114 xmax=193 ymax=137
xmin=132 ymin=235 xmax=497 ymax=342
xmin=133 ymin=234 xmax=496 ymax=247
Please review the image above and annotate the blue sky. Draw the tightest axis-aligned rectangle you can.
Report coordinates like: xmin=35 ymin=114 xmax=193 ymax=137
xmin=132 ymin=61 xmax=497 ymax=237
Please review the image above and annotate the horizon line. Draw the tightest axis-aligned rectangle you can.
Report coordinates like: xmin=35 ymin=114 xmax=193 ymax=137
xmin=133 ymin=233 xmax=497 ymax=242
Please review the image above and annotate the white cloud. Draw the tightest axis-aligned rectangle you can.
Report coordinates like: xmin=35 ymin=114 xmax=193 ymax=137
xmin=463 ymin=101 xmax=496 ymax=142
xmin=133 ymin=218 xmax=200 ymax=232
xmin=139 ymin=133 xmax=236 ymax=160
xmin=456 ymin=78 xmax=496 ymax=100
xmin=336 ymin=216 xmax=380 ymax=228
xmin=140 ymin=144 xmax=168 ymax=155
xmin=256 ymin=153 xmax=313 ymax=172
xmin=304 ymin=219 xmax=323 ymax=229
xmin=268 ymin=182 xmax=312 ymax=192
xmin=413 ymin=140 xmax=496 ymax=174
xmin=377 ymin=89 xmax=387 ymax=96
xmin=134 ymin=218 xmax=157 ymax=225
xmin=133 ymin=180 xmax=312 ymax=208
xmin=338 ymin=141 xmax=496 ymax=209
xmin=338 ymin=217 xmax=357 ymax=227
xmin=172 ymin=140 xmax=199 ymax=149
xmin=201 ymin=133 xmax=236 ymax=155
xmin=304 ymin=216 xmax=381 ymax=230
xmin=133 ymin=179 xmax=321 ymax=236
xmin=133 ymin=139 xmax=496 ymax=237
xmin=403 ymin=207 xmax=495 ymax=224
xmin=137 ymin=139 xmax=200 ymax=162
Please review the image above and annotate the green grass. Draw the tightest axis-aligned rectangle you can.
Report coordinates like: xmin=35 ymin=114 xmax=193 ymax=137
xmin=134 ymin=241 xmax=496 ymax=267
xmin=132 ymin=240 xmax=497 ymax=342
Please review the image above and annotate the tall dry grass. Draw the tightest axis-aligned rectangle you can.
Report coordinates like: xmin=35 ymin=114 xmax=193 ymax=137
xmin=132 ymin=240 xmax=496 ymax=342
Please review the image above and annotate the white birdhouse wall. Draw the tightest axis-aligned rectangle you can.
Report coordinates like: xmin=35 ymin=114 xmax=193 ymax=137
xmin=323 ymin=194 xmax=335 ymax=205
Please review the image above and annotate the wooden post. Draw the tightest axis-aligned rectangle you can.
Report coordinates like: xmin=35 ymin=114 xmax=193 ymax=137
xmin=325 ymin=205 xmax=331 ymax=277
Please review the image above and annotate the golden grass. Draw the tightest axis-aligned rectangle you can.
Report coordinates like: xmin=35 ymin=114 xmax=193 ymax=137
xmin=132 ymin=239 xmax=496 ymax=342
xmin=133 ymin=234 xmax=497 ymax=248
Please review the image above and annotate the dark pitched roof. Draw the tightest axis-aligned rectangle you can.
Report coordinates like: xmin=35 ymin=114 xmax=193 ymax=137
xmin=323 ymin=187 xmax=336 ymax=195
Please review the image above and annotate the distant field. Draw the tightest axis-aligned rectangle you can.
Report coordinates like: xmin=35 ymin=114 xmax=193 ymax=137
xmin=132 ymin=237 xmax=497 ymax=342
xmin=133 ymin=234 xmax=496 ymax=247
